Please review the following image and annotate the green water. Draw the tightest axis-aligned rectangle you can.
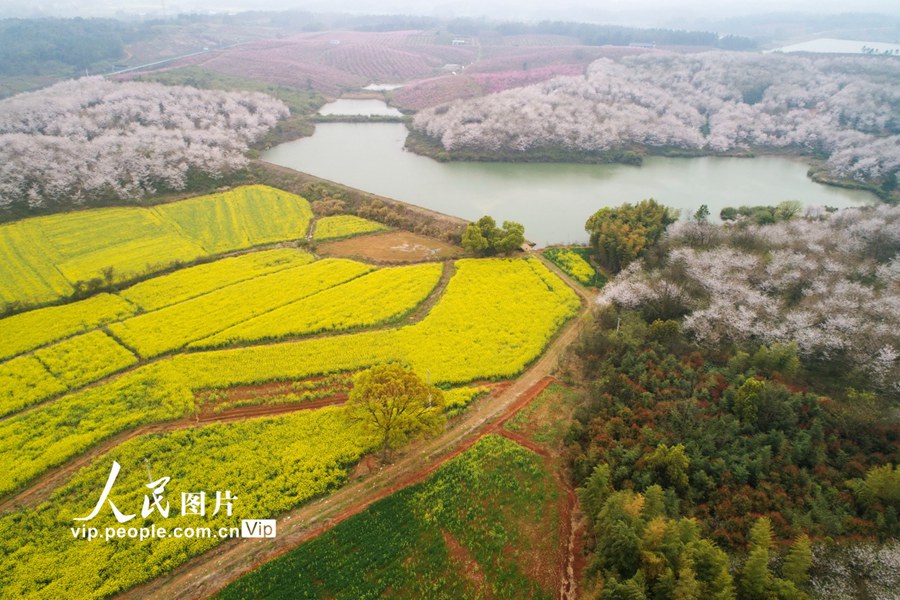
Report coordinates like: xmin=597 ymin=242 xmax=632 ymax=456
xmin=263 ymin=122 xmax=877 ymax=245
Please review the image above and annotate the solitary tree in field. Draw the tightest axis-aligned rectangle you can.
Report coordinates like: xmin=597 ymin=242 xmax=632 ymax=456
xmin=346 ymin=363 xmax=445 ymax=462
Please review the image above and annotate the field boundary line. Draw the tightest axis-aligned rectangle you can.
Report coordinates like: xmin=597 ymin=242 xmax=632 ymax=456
xmin=0 ymin=396 xmax=350 ymax=515
xmin=115 ymin=293 xmax=588 ymax=600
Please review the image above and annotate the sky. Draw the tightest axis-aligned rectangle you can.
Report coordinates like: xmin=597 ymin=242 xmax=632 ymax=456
xmin=0 ymin=0 xmax=898 ymax=23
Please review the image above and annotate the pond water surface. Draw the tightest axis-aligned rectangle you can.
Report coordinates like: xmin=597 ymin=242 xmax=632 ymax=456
xmin=265 ymin=110 xmax=876 ymax=245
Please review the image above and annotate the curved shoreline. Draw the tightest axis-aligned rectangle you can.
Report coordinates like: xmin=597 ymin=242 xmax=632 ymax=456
xmin=404 ymin=130 xmax=897 ymax=203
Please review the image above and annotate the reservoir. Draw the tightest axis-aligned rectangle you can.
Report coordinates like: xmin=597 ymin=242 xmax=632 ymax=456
xmin=263 ymin=121 xmax=876 ymax=246
xmin=317 ymin=99 xmax=404 ymax=116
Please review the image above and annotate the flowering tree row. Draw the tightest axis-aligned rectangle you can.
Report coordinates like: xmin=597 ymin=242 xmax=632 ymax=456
xmin=197 ymin=31 xmax=476 ymax=96
xmin=413 ymin=52 xmax=899 ymax=187
xmin=599 ymin=204 xmax=900 ymax=396
xmin=0 ymin=78 xmax=288 ymax=210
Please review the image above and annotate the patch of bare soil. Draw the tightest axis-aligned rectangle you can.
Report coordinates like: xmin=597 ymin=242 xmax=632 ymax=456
xmin=350 ymin=455 xmax=381 ymax=480
xmin=317 ymin=230 xmax=462 ymax=263
xmin=442 ymin=530 xmax=487 ymax=597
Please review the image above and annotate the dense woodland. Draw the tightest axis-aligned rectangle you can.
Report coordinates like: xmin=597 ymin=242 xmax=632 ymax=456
xmin=0 ymin=78 xmax=288 ymax=212
xmin=599 ymin=204 xmax=900 ymax=396
xmin=413 ymin=52 xmax=899 ymax=194
xmin=570 ymin=203 xmax=900 ymax=599
xmin=493 ymin=20 xmax=756 ymax=50
xmin=0 ymin=18 xmax=137 ymax=76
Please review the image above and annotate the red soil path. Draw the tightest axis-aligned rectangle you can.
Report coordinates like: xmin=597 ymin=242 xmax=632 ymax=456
xmin=113 ymin=252 xmax=593 ymax=600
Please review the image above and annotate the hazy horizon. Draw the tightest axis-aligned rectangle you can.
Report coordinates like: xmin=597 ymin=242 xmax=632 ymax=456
xmin=1 ymin=0 xmax=899 ymax=28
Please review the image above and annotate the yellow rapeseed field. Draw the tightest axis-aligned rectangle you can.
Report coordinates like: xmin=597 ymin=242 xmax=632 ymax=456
xmin=0 ymin=355 xmax=66 ymax=418
xmin=193 ymin=262 xmax=443 ymax=348
xmin=0 ymin=221 xmax=74 ymax=308
xmin=0 ymin=293 xmax=136 ymax=361
xmin=313 ymin=215 xmax=388 ymax=241
xmin=0 ymin=407 xmax=373 ymax=599
xmin=153 ymin=185 xmax=313 ymax=254
xmin=169 ymin=258 xmax=580 ymax=388
xmin=0 ymin=185 xmax=314 ymax=311
xmin=108 ymin=258 xmax=373 ymax=358
xmin=120 ymin=248 xmax=314 ymax=311
xmin=33 ymin=330 xmax=137 ymax=389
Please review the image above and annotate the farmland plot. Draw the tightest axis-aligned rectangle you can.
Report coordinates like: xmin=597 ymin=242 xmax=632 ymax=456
xmin=119 ymin=248 xmax=313 ymax=312
xmin=0 ymin=185 xmax=313 ymax=311
xmin=108 ymin=258 xmax=373 ymax=358
xmin=170 ymin=258 xmax=580 ymax=388
xmin=0 ymin=407 xmax=374 ymax=599
xmin=153 ymin=185 xmax=313 ymax=254
xmin=0 ymin=294 xmax=136 ymax=361
xmin=217 ymin=434 xmax=559 ymax=600
xmin=33 ymin=207 xmax=206 ymax=286
xmin=193 ymin=263 xmax=443 ymax=348
xmin=0 ymin=258 xmax=578 ymax=498
xmin=312 ymin=215 xmax=388 ymax=241
xmin=0 ymin=221 xmax=74 ymax=307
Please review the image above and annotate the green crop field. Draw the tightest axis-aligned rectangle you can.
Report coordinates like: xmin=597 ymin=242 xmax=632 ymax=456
xmin=217 ymin=434 xmax=560 ymax=600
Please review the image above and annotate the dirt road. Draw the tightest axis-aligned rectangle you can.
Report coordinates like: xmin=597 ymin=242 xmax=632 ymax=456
xmin=117 ymin=284 xmax=593 ymax=600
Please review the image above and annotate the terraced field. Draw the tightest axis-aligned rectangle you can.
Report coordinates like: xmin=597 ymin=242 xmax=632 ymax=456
xmin=0 ymin=185 xmax=582 ymax=599
xmin=119 ymin=248 xmax=313 ymax=311
xmin=108 ymin=258 xmax=372 ymax=358
xmin=0 ymin=294 xmax=137 ymax=361
xmin=0 ymin=185 xmax=313 ymax=312
xmin=193 ymin=262 xmax=443 ymax=349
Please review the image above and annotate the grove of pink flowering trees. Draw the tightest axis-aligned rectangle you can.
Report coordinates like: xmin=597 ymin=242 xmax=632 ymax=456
xmin=599 ymin=204 xmax=900 ymax=397
xmin=0 ymin=77 xmax=289 ymax=211
xmin=412 ymin=52 xmax=899 ymax=188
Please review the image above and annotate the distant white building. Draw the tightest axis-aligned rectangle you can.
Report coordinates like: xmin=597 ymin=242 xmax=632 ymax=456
xmin=769 ymin=38 xmax=900 ymax=55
